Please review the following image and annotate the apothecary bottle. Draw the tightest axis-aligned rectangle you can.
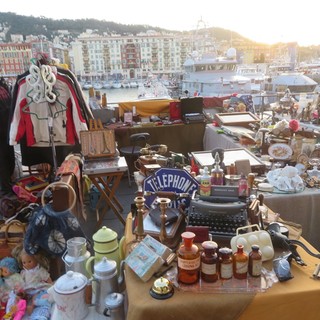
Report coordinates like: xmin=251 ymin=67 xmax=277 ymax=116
xmin=218 ymin=247 xmax=233 ymax=280
xmin=248 ymin=244 xmax=262 ymax=277
xmin=201 ymin=240 xmax=219 ymax=283
xmin=177 ymin=232 xmax=200 ymax=284
xmin=238 ymin=173 xmax=248 ymax=198
xmin=211 ymin=152 xmax=224 ymax=186
xmin=233 ymin=244 xmax=248 ymax=279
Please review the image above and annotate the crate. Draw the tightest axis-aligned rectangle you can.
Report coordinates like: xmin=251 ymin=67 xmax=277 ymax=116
xmin=89 ymin=184 xmax=105 ymax=210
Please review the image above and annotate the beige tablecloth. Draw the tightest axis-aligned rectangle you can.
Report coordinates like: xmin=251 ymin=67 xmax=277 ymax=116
xmin=125 ymin=236 xmax=320 ymax=320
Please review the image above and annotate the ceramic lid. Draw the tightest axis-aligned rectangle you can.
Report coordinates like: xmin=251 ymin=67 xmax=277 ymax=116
xmin=54 ymin=271 xmax=87 ymax=294
xmin=93 ymin=226 xmax=118 ymax=243
xmin=105 ymin=292 xmax=124 ymax=309
xmin=94 ymin=257 xmax=117 ymax=278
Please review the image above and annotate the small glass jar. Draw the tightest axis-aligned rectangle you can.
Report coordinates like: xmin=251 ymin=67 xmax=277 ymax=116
xmin=201 ymin=240 xmax=219 ymax=283
xmin=248 ymin=244 xmax=262 ymax=277
xmin=219 ymin=247 xmax=233 ymax=280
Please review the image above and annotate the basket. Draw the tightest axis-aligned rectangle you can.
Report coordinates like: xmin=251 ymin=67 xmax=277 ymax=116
xmin=0 ymin=219 xmax=27 ymax=258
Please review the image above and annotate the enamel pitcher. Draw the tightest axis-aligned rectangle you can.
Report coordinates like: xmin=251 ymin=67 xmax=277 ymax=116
xmin=48 ymin=271 xmax=89 ymax=320
xmin=86 ymin=226 xmax=120 ymax=273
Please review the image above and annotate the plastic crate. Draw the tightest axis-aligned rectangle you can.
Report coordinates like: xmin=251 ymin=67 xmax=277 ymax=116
xmin=89 ymin=184 xmax=104 ymax=210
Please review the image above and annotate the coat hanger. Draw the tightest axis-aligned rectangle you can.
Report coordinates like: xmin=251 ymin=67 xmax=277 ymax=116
xmin=22 ymin=59 xmax=67 ymax=120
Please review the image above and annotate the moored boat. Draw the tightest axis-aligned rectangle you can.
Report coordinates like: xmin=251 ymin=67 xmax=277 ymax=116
xmin=181 ymin=48 xmax=252 ymax=97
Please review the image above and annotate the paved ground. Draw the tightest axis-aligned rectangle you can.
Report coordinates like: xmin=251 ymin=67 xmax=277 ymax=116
xmin=81 ymin=176 xmax=136 ymax=242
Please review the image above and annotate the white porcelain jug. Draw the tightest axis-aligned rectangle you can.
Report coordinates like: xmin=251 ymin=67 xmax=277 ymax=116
xmin=48 ymin=271 xmax=89 ymax=320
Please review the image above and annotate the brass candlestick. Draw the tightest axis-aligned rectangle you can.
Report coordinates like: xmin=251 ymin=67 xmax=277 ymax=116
xmin=134 ymin=196 xmax=146 ymax=241
xmin=157 ymin=197 xmax=171 ymax=244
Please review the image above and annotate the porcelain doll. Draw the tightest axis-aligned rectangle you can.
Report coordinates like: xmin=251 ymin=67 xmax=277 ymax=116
xmin=19 ymin=249 xmax=52 ymax=292
xmin=18 ymin=249 xmax=52 ymax=320
xmin=3 ymin=289 xmax=27 ymax=320
xmin=0 ymin=257 xmax=23 ymax=306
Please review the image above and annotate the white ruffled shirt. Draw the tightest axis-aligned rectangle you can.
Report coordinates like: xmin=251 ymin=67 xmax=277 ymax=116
xmin=21 ymin=264 xmax=50 ymax=290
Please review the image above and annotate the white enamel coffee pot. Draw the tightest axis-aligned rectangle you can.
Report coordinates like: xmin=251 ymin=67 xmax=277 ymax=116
xmin=48 ymin=271 xmax=89 ymax=320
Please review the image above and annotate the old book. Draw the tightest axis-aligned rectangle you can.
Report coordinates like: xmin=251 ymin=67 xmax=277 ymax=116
xmin=125 ymin=241 xmax=164 ymax=282
xmin=142 ymin=234 xmax=172 ymax=261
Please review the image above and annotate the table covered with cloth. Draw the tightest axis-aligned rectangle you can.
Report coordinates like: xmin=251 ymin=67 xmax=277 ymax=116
xmin=263 ymin=188 xmax=320 ymax=251
xmin=118 ymin=99 xmax=175 ymax=118
xmin=125 ymin=232 xmax=320 ymax=320
xmin=108 ymin=122 xmax=206 ymax=156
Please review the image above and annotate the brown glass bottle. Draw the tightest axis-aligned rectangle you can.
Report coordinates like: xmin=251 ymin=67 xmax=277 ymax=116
xmin=218 ymin=247 xmax=233 ymax=280
xmin=177 ymin=232 xmax=200 ymax=284
xmin=233 ymin=244 xmax=248 ymax=279
xmin=201 ymin=240 xmax=219 ymax=283
xmin=248 ymin=244 xmax=262 ymax=277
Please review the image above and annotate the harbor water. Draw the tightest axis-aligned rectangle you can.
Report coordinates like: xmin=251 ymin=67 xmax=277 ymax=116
xmin=83 ymin=87 xmax=139 ymax=104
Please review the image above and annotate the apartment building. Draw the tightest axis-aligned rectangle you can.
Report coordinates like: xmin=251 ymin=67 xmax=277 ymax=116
xmin=71 ymin=31 xmax=191 ymax=80
xmin=0 ymin=43 xmax=32 ymax=77
xmin=0 ymin=39 xmax=69 ymax=78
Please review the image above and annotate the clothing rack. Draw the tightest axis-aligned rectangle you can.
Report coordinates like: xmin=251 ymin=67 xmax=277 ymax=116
xmin=9 ymin=54 xmax=91 ymax=174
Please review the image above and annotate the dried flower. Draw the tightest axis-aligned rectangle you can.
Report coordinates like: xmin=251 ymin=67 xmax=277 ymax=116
xmin=289 ymin=119 xmax=299 ymax=132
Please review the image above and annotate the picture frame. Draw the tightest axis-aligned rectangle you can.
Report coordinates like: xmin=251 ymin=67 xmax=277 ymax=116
xmin=214 ymin=112 xmax=260 ymax=129
xmin=192 ymin=148 xmax=266 ymax=175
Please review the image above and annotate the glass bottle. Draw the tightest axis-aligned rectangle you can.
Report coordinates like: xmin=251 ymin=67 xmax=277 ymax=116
xmin=200 ymin=167 xmax=211 ymax=196
xmin=228 ymin=163 xmax=236 ymax=175
xmin=211 ymin=152 xmax=224 ymax=186
xmin=247 ymin=172 xmax=256 ymax=196
xmin=290 ymin=133 xmax=297 ymax=162
xmin=101 ymin=93 xmax=107 ymax=107
xmin=177 ymin=232 xmax=200 ymax=284
xmin=238 ymin=173 xmax=248 ymax=198
xmin=248 ymin=244 xmax=262 ymax=277
xmin=201 ymin=240 xmax=219 ymax=283
xmin=233 ymin=244 xmax=248 ymax=279
xmin=218 ymin=247 xmax=233 ymax=280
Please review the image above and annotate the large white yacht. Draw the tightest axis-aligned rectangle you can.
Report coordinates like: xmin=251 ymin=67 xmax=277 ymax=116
xmin=181 ymin=48 xmax=252 ymax=97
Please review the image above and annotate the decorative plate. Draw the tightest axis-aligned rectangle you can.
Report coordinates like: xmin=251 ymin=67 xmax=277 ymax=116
xmin=296 ymin=153 xmax=309 ymax=167
xmin=268 ymin=143 xmax=292 ymax=160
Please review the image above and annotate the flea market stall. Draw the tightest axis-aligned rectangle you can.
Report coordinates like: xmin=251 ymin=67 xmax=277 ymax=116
xmin=3 ymin=61 xmax=320 ymax=320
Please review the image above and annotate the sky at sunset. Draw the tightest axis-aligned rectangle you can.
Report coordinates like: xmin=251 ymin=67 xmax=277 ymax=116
xmin=2 ymin=0 xmax=319 ymax=46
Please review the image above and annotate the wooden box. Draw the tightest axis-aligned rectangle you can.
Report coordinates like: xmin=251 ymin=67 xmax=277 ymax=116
xmin=80 ymin=119 xmax=117 ymax=159
xmin=214 ymin=112 xmax=260 ymax=129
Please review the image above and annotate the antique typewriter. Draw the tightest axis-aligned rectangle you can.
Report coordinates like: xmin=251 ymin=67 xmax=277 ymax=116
xmin=183 ymin=113 xmax=206 ymax=124
xmin=188 ymin=188 xmax=248 ymax=241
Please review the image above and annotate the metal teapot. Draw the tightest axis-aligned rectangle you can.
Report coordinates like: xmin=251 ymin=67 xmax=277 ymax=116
xmin=104 ymin=292 xmax=125 ymax=320
xmin=86 ymin=256 xmax=125 ymax=315
xmin=86 ymin=226 xmax=120 ymax=273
